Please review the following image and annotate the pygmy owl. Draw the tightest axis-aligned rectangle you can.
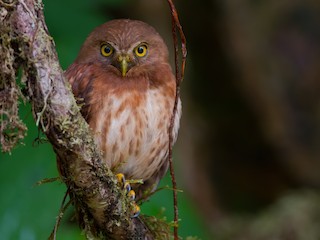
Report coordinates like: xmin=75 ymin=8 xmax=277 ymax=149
xmin=65 ymin=19 xmax=181 ymax=201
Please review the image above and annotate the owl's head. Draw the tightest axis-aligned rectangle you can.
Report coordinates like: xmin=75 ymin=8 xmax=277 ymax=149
xmin=75 ymin=19 xmax=169 ymax=77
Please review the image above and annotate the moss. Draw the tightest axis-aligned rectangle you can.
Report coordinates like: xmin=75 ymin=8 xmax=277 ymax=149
xmin=0 ymin=28 xmax=27 ymax=153
xmin=140 ymin=215 xmax=174 ymax=239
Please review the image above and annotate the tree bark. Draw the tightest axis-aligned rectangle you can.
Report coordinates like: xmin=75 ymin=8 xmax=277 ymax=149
xmin=0 ymin=0 xmax=153 ymax=239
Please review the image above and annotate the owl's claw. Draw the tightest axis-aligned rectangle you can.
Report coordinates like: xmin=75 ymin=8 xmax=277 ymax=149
xmin=131 ymin=204 xmax=140 ymax=218
xmin=116 ymin=173 xmax=126 ymax=185
xmin=115 ymin=173 xmax=140 ymax=218
xmin=124 ymin=182 xmax=132 ymax=193
xmin=127 ymin=189 xmax=136 ymax=201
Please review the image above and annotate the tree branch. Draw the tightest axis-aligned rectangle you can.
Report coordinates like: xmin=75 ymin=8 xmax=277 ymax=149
xmin=1 ymin=0 xmax=153 ymax=239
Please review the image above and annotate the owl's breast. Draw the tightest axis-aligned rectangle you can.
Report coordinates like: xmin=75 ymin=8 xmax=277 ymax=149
xmin=91 ymin=87 xmax=177 ymax=180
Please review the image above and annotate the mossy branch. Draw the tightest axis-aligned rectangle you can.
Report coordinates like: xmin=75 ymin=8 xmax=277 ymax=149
xmin=0 ymin=0 xmax=154 ymax=239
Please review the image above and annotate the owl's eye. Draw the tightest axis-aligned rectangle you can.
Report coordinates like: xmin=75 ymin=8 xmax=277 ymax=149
xmin=134 ymin=44 xmax=148 ymax=57
xmin=101 ymin=44 xmax=114 ymax=57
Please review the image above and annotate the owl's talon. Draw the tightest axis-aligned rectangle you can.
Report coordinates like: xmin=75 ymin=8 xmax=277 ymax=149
xmin=116 ymin=173 xmax=126 ymax=186
xmin=128 ymin=189 xmax=136 ymax=201
xmin=131 ymin=203 xmax=140 ymax=218
xmin=116 ymin=173 xmax=140 ymax=217
xmin=124 ymin=182 xmax=131 ymax=192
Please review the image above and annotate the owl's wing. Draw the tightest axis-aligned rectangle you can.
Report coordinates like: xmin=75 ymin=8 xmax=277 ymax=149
xmin=65 ymin=63 xmax=95 ymax=122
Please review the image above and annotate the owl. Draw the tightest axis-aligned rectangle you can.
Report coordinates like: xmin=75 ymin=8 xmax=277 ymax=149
xmin=65 ymin=19 xmax=181 ymax=204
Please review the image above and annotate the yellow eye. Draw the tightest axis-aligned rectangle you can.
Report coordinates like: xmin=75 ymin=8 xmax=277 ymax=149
xmin=135 ymin=44 xmax=148 ymax=57
xmin=101 ymin=44 xmax=113 ymax=57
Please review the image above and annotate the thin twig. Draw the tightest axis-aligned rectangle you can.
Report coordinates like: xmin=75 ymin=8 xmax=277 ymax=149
xmin=166 ymin=0 xmax=187 ymax=239
xmin=49 ymin=187 xmax=72 ymax=240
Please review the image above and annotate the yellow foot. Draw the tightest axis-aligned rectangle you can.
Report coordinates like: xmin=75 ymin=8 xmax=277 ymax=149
xmin=131 ymin=203 xmax=141 ymax=218
xmin=115 ymin=173 xmax=140 ymax=218
xmin=116 ymin=173 xmax=126 ymax=185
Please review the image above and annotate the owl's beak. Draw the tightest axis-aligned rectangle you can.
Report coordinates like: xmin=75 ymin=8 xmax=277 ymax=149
xmin=120 ymin=58 xmax=128 ymax=77
xmin=113 ymin=55 xmax=133 ymax=77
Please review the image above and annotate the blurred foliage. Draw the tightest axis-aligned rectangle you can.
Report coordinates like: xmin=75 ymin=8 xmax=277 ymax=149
xmin=176 ymin=0 xmax=320 ymax=239
xmin=213 ymin=190 xmax=320 ymax=240
xmin=0 ymin=0 xmax=210 ymax=239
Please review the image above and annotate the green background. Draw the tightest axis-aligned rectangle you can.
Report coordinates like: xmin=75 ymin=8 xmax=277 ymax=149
xmin=0 ymin=0 xmax=209 ymax=239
